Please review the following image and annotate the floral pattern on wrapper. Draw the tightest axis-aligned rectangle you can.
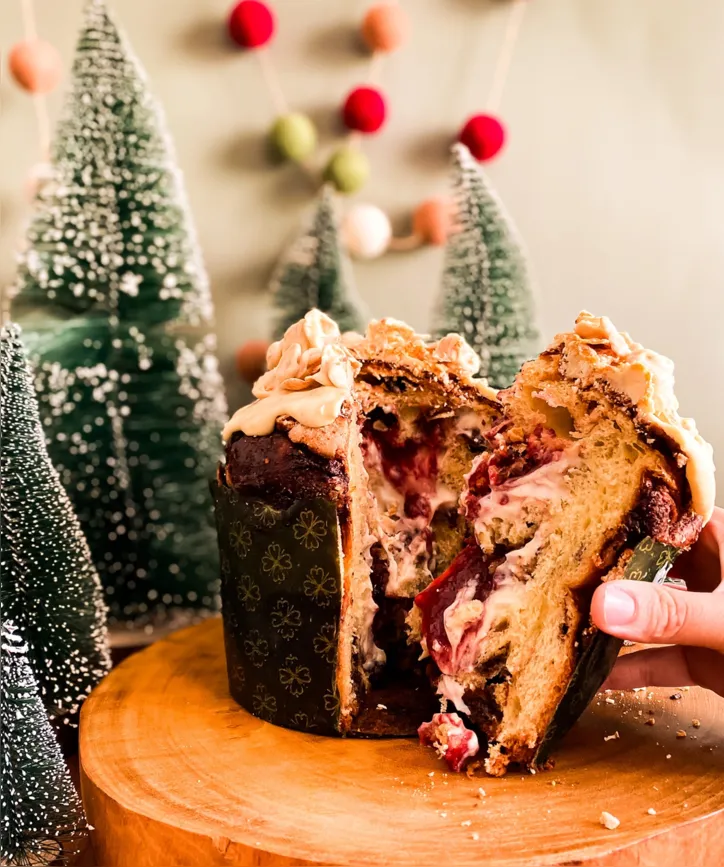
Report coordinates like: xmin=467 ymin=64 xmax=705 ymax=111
xmin=213 ymin=487 xmax=344 ymax=734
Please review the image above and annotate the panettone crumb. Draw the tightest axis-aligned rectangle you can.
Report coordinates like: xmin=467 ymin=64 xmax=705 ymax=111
xmin=600 ymin=811 xmax=620 ymax=830
xmin=471 ymin=832 xmax=480 ymax=841
xmin=692 ymin=719 xmax=701 ymax=728
xmin=676 ymin=730 xmax=687 ymax=739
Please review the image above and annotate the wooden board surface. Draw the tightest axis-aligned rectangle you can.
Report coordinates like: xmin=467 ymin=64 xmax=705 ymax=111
xmin=80 ymin=618 xmax=724 ymax=867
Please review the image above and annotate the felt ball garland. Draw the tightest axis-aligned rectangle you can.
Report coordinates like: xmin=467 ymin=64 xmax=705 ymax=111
xmin=226 ymin=0 xmax=529 ymax=279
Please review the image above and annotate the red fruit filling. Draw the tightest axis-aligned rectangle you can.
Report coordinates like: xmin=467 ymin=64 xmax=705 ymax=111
xmin=362 ymin=414 xmax=442 ymax=521
xmin=463 ymin=425 xmax=568 ymax=519
xmin=418 ymin=712 xmax=480 ymax=772
xmin=414 ymin=543 xmax=496 ymax=675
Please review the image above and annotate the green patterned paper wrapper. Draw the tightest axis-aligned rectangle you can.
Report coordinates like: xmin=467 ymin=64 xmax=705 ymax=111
xmin=535 ymin=537 xmax=680 ymax=764
xmin=213 ymin=484 xmax=344 ymax=735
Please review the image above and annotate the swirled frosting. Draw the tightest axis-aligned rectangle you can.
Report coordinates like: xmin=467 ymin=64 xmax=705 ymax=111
xmin=223 ymin=310 xmax=489 ymax=441
xmin=223 ymin=311 xmax=360 ymax=440
xmin=560 ymin=311 xmax=715 ymax=520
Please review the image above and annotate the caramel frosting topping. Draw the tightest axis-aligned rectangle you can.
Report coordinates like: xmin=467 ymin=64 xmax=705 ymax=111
xmin=223 ymin=310 xmax=490 ymax=441
xmin=559 ymin=311 xmax=715 ymax=521
xmin=223 ymin=311 xmax=360 ymax=440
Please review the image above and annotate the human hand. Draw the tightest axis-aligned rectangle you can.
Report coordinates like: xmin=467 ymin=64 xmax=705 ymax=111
xmin=591 ymin=507 xmax=724 ymax=698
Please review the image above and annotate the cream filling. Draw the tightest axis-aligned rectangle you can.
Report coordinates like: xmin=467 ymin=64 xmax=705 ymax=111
xmin=363 ymin=436 xmax=458 ymax=597
xmin=439 ymin=580 xmax=526 ymax=674
xmin=437 ymin=674 xmax=472 ymax=715
xmin=471 ymin=450 xmax=579 ymax=556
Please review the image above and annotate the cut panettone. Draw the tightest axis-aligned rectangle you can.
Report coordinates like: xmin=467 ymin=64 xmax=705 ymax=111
xmin=413 ymin=312 xmax=714 ymax=774
xmin=216 ymin=311 xmax=500 ymax=735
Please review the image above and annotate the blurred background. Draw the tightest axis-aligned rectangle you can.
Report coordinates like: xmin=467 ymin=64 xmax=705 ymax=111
xmin=2 ymin=0 xmax=723 ymax=491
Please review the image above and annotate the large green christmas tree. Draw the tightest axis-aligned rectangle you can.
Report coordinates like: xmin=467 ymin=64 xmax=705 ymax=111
xmin=0 ymin=324 xmax=110 ymax=720
xmin=270 ymin=185 xmax=367 ymax=340
xmin=1 ymin=621 xmax=87 ymax=866
xmin=12 ymin=0 xmax=228 ymax=624
xmin=432 ymin=143 xmax=540 ymax=388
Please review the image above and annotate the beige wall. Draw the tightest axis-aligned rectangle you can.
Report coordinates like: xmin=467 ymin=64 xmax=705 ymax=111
xmin=1 ymin=0 xmax=722 ymax=497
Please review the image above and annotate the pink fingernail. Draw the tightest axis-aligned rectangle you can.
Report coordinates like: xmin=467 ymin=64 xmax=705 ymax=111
xmin=602 ymin=586 xmax=636 ymax=626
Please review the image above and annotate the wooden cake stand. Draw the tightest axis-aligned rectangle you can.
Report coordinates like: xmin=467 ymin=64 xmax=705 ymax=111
xmin=80 ymin=619 xmax=724 ymax=867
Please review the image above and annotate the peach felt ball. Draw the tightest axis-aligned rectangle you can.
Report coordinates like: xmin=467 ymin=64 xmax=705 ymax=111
xmin=361 ymin=3 xmax=410 ymax=53
xmin=8 ymin=40 xmax=63 ymax=94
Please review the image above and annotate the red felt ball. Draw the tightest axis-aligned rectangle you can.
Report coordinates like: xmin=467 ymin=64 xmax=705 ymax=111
xmin=228 ymin=0 xmax=275 ymax=49
xmin=459 ymin=114 xmax=506 ymax=162
xmin=342 ymin=86 xmax=387 ymax=134
xmin=8 ymin=40 xmax=63 ymax=94
xmin=236 ymin=340 xmax=270 ymax=385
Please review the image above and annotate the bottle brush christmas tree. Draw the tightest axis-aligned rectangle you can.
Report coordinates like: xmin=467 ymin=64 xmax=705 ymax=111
xmin=0 ymin=324 xmax=110 ymax=720
xmin=1 ymin=621 xmax=87 ymax=866
xmin=432 ymin=143 xmax=540 ymax=388
xmin=12 ymin=0 xmax=228 ymax=625
xmin=270 ymin=185 xmax=367 ymax=340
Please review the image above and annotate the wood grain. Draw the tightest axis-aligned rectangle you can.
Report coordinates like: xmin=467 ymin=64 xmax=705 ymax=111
xmin=80 ymin=618 xmax=724 ymax=867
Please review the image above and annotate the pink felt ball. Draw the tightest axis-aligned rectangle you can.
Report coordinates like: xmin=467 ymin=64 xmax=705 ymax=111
xmin=413 ymin=198 xmax=455 ymax=247
xmin=8 ymin=40 xmax=63 ymax=94
xmin=228 ymin=0 xmax=276 ymax=49
xmin=342 ymin=86 xmax=387 ymax=134
xmin=459 ymin=114 xmax=506 ymax=162
xmin=361 ymin=3 xmax=409 ymax=53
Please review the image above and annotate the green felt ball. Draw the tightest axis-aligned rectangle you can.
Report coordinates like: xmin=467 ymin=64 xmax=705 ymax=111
xmin=323 ymin=147 xmax=370 ymax=194
xmin=270 ymin=113 xmax=318 ymax=162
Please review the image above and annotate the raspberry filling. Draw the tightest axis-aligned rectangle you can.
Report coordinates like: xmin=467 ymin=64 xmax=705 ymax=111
xmin=418 ymin=712 xmax=480 ymax=772
xmin=414 ymin=543 xmax=496 ymax=675
xmin=463 ymin=424 xmax=568 ymax=519
xmin=362 ymin=415 xmax=442 ymax=521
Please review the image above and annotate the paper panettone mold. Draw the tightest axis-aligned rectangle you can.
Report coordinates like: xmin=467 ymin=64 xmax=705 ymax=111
xmin=214 ymin=486 xmax=344 ymax=735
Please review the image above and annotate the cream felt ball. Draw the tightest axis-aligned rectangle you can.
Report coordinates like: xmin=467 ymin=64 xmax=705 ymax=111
xmin=270 ymin=113 xmax=317 ymax=162
xmin=341 ymin=204 xmax=392 ymax=259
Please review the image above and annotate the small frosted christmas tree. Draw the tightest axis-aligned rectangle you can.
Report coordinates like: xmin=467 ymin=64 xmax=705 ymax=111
xmin=0 ymin=324 xmax=110 ymax=720
xmin=433 ymin=144 xmax=540 ymax=388
xmin=12 ymin=0 xmax=228 ymax=624
xmin=1 ymin=621 xmax=87 ymax=866
xmin=270 ymin=186 xmax=367 ymax=340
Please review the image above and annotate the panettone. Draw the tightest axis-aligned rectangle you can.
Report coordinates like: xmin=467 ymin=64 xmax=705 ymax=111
xmin=213 ymin=310 xmax=714 ymax=772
